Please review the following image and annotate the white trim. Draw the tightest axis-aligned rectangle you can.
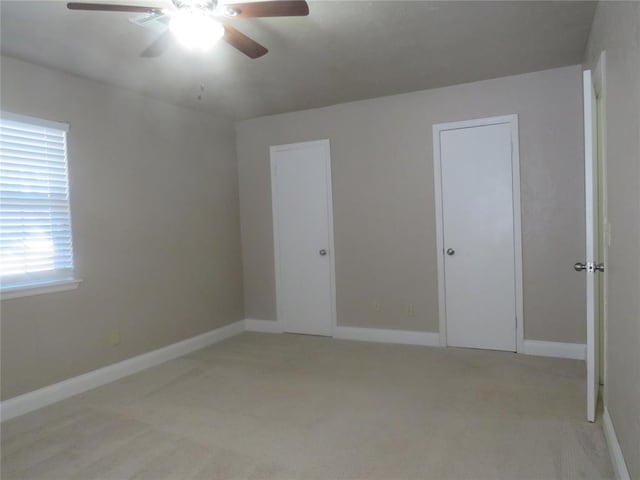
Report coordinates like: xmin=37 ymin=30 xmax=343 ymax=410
xmin=1 ymin=110 xmax=69 ymax=132
xmin=0 ymin=320 xmax=245 ymax=422
xmin=603 ymin=407 xmax=631 ymax=480
xmin=593 ymin=51 xmax=608 ymax=393
xmin=244 ymin=318 xmax=284 ymax=333
xmin=1 ymin=319 xmax=590 ymax=422
xmin=270 ymin=139 xmax=336 ymax=337
xmin=334 ymin=326 xmax=440 ymax=346
xmin=325 ymin=142 xmax=338 ymax=337
xmin=510 ymin=117 xmax=524 ymax=353
xmin=583 ymin=69 xmax=598 ymax=423
xmin=593 ymin=51 xmax=606 ymax=97
xmin=270 ymin=149 xmax=285 ymax=335
xmin=432 ymin=114 xmax=524 ymax=352
xmin=432 ymin=129 xmax=447 ymax=347
xmin=521 ymin=339 xmax=586 ymax=360
xmin=1 ymin=278 xmax=81 ymax=301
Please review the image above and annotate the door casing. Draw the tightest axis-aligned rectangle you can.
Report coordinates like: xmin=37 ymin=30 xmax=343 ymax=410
xmin=270 ymin=139 xmax=337 ymax=336
xmin=584 ymin=58 xmax=610 ymax=422
xmin=592 ymin=52 xmax=608 ymax=393
xmin=432 ymin=115 xmax=524 ymax=351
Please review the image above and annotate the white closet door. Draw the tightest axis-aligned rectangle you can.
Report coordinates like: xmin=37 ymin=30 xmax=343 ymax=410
xmin=271 ymin=140 xmax=335 ymax=336
xmin=438 ymin=121 xmax=517 ymax=352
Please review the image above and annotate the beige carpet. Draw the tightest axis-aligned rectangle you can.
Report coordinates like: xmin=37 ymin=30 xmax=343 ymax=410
xmin=1 ymin=332 xmax=613 ymax=479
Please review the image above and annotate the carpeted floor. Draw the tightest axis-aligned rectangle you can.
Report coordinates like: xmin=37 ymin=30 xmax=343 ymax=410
xmin=1 ymin=332 xmax=613 ymax=479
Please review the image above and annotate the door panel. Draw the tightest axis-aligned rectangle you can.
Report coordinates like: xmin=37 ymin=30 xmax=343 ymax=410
xmin=271 ymin=140 xmax=334 ymax=336
xmin=440 ymin=122 xmax=517 ymax=351
xmin=583 ymin=70 xmax=599 ymax=422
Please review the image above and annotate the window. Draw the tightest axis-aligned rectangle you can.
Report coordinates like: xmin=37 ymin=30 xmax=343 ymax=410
xmin=0 ymin=112 xmax=79 ymax=298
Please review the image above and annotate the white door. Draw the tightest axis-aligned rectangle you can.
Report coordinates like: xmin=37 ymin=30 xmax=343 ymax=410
xmin=434 ymin=117 xmax=521 ymax=352
xmin=271 ymin=140 xmax=335 ymax=336
xmin=581 ymin=70 xmax=601 ymax=423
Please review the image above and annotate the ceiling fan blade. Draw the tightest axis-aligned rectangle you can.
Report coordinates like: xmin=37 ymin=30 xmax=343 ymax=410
xmin=67 ymin=2 xmax=163 ymax=13
xmin=222 ymin=1 xmax=309 ymax=18
xmin=223 ymin=24 xmax=268 ymax=58
xmin=140 ymin=30 xmax=173 ymax=58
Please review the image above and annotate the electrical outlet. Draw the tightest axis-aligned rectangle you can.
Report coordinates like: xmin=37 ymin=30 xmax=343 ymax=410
xmin=110 ymin=330 xmax=121 ymax=346
xmin=373 ymin=300 xmax=381 ymax=312
xmin=406 ymin=304 xmax=415 ymax=317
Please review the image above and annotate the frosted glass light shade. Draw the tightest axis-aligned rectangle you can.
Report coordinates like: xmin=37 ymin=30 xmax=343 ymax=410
xmin=170 ymin=11 xmax=224 ymax=51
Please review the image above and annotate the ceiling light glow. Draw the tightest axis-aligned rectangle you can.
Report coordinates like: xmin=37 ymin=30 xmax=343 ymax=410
xmin=169 ymin=11 xmax=224 ymax=51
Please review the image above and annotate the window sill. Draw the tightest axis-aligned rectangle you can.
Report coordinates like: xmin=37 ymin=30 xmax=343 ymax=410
xmin=1 ymin=278 xmax=82 ymax=300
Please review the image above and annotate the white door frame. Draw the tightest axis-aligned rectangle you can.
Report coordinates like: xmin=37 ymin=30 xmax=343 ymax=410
xmin=270 ymin=139 xmax=337 ymax=336
xmin=592 ymin=52 xmax=608 ymax=391
xmin=432 ymin=115 xmax=524 ymax=351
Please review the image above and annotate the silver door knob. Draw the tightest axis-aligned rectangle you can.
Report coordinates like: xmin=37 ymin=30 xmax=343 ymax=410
xmin=446 ymin=248 xmax=455 ymax=256
xmin=319 ymin=249 xmax=327 ymax=256
xmin=574 ymin=262 xmax=586 ymax=271
xmin=595 ymin=263 xmax=605 ymax=272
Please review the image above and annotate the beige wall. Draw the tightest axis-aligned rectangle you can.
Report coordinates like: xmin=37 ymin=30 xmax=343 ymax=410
xmin=584 ymin=3 xmax=640 ymax=478
xmin=0 ymin=56 xmax=244 ymax=400
xmin=237 ymin=65 xmax=586 ymax=343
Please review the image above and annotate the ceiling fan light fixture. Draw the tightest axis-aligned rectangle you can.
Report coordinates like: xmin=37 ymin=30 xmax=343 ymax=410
xmin=169 ymin=10 xmax=224 ymax=50
xmin=224 ymin=6 xmax=239 ymax=17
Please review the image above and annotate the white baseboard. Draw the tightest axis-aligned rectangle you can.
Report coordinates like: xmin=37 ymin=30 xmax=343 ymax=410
xmin=0 ymin=320 xmax=245 ymax=422
xmin=603 ymin=407 xmax=631 ymax=480
xmin=244 ymin=318 xmax=283 ymax=333
xmin=334 ymin=326 xmax=440 ymax=346
xmin=0 ymin=319 xmax=591 ymax=422
xmin=521 ymin=339 xmax=586 ymax=360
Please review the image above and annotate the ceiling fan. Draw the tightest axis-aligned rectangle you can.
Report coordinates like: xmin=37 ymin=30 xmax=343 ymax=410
xmin=66 ymin=0 xmax=309 ymax=58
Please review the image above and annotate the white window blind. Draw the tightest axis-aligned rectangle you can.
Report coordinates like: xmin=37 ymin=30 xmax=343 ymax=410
xmin=0 ymin=112 xmax=76 ymax=293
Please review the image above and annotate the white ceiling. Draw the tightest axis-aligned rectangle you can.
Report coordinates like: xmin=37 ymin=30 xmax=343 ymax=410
xmin=1 ymin=1 xmax=596 ymax=119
